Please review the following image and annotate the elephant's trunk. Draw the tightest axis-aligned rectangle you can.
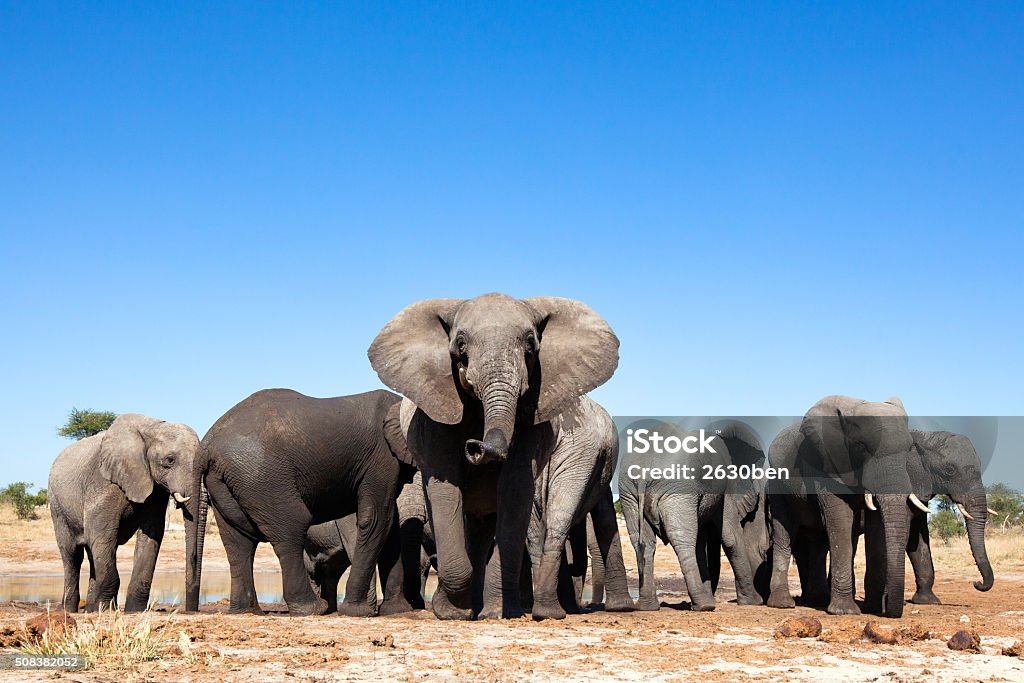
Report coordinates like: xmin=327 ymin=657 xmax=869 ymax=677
xmin=465 ymin=366 xmax=519 ymax=465
xmin=878 ymin=495 xmax=909 ymax=618
xmin=962 ymin=488 xmax=994 ymax=592
xmin=185 ymin=451 xmax=209 ymax=613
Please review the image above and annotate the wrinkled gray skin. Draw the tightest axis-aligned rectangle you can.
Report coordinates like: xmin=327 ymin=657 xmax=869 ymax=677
xmin=524 ymin=397 xmax=634 ymax=619
xmin=770 ymin=427 xmax=995 ymax=613
xmin=768 ymin=395 xmax=916 ymax=618
xmin=890 ymin=429 xmax=994 ymax=604
xmin=369 ymin=294 xmax=619 ymax=620
xmin=304 ymin=474 xmax=437 ymax=611
xmin=618 ymin=421 xmax=768 ymax=612
xmin=188 ymin=390 xmax=413 ymax=617
xmin=48 ymin=414 xmax=199 ymax=612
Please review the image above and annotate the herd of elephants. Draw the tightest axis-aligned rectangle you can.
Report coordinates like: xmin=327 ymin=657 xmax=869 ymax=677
xmin=47 ymin=293 xmax=995 ymax=622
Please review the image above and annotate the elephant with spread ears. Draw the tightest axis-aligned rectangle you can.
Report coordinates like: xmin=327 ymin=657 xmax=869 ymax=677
xmin=48 ymin=413 xmax=199 ymax=612
xmin=768 ymin=395 xmax=918 ymax=618
xmin=368 ymin=293 xmax=620 ymax=620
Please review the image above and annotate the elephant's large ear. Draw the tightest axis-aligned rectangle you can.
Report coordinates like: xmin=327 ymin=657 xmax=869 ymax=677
xmin=98 ymin=414 xmax=156 ymax=504
xmin=368 ymin=299 xmax=465 ymax=425
xmin=524 ymin=297 xmax=619 ymax=424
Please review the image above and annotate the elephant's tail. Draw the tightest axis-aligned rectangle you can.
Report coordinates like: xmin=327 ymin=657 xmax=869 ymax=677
xmin=185 ymin=444 xmax=210 ymax=612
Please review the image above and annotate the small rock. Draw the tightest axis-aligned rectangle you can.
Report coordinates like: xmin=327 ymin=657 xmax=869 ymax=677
xmin=370 ymin=633 xmax=395 ymax=648
xmin=774 ymin=616 xmax=822 ymax=638
xmin=947 ymin=629 xmax=981 ymax=652
xmin=863 ymin=621 xmax=897 ymax=645
xmin=959 ymin=614 xmax=970 ymax=623
xmin=25 ymin=612 xmax=76 ymax=640
xmin=1001 ymin=641 xmax=1024 ymax=657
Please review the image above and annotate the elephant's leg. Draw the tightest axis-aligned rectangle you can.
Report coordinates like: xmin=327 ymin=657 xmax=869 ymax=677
xmin=621 ymin=495 xmax=659 ymax=611
xmin=338 ymin=487 xmax=395 ymax=617
xmin=84 ymin=545 xmax=97 ymax=609
xmin=378 ymin=512 xmax=415 ymax=616
xmin=862 ymin=514 xmax=884 ymax=613
xmin=803 ymin=536 xmax=830 ymax=607
xmin=705 ymin=525 xmax=722 ymax=596
xmin=423 ymin=470 xmax=474 ymax=620
xmin=399 ymin=518 xmax=427 ymax=610
xmin=586 ymin=514 xmax=606 ymax=607
xmin=818 ymin=493 xmax=860 ymax=615
xmin=86 ymin=537 xmax=120 ymax=612
xmin=721 ymin=517 xmax=760 ymax=606
xmin=907 ymin=512 xmax=940 ymax=605
xmin=767 ymin=499 xmax=796 ymax=609
xmin=561 ymin=522 xmax=587 ymax=614
xmin=213 ymin=507 xmax=262 ymax=615
xmin=54 ymin=519 xmax=83 ymax=612
xmin=528 ymin=500 xmax=576 ymax=620
xmin=660 ymin=495 xmax=715 ymax=611
xmin=469 ymin=514 xmax=496 ymax=616
xmin=58 ymin=543 xmax=84 ymax=612
xmin=590 ymin=488 xmax=633 ymax=612
xmin=482 ymin=454 xmax=533 ymax=620
xmin=124 ymin=509 xmax=165 ymax=612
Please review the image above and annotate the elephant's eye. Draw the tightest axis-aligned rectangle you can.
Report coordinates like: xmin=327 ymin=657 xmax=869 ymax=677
xmin=525 ymin=332 xmax=538 ymax=357
xmin=455 ymin=334 xmax=467 ymax=356
xmin=164 ymin=455 xmax=176 ymax=467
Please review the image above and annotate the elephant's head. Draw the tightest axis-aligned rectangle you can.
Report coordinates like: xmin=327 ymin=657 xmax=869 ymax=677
xmin=801 ymin=395 xmax=915 ymax=617
xmin=911 ymin=430 xmax=994 ymax=592
xmin=98 ymin=413 xmax=200 ymax=506
xmin=369 ymin=293 xmax=618 ymax=464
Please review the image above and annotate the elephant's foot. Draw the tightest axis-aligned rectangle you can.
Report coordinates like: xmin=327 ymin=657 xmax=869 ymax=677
xmin=430 ymin=587 xmax=474 ymax=621
xmin=910 ymin=589 xmax=941 ymax=605
xmin=227 ymin=604 xmax=265 ymax=615
xmin=690 ymin=600 xmax=716 ymax=612
xmin=826 ymin=596 xmax=861 ymax=616
xmin=603 ymin=594 xmax=635 ymax=613
xmin=766 ymin=591 xmax=796 ymax=609
xmin=288 ymin=596 xmax=330 ymax=616
xmin=337 ymin=599 xmax=376 ymax=617
xmin=531 ymin=600 xmax=567 ymax=621
xmin=378 ymin=597 xmax=415 ymax=616
xmin=735 ymin=593 xmax=764 ymax=607
xmin=635 ymin=596 xmax=661 ymax=611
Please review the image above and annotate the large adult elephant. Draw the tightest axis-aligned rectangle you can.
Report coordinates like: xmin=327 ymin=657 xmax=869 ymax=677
xmin=185 ymin=389 xmax=415 ymax=616
xmin=48 ymin=414 xmax=199 ymax=611
xmin=772 ymin=395 xmax=917 ymax=618
xmin=864 ymin=429 xmax=994 ymax=608
xmin=618 ymin=421 xmax=767 ymax=612
xmin=368 ymin=293 xmax=619 ymax=620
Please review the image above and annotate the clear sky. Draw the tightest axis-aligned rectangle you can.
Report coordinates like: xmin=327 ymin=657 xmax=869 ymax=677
xmin=1 ymin=3 xmax=1022 ymax=487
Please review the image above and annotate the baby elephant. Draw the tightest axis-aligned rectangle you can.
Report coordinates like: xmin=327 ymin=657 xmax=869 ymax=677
xmin=304 ymin=474 xmax=437 ymax=612
xmin=49 ymin=414 xmax=199 ymax=612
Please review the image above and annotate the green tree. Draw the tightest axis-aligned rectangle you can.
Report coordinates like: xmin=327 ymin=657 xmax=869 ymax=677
xmin=929 ymin=507 xmax=965 ymax=544
xmin=986 ymin=482 xmax=1024 ymax=528
xmin=0 ymin=482 xmax=44 ymax=521
xmin=57 ymin=408 xmax=117 ymax=440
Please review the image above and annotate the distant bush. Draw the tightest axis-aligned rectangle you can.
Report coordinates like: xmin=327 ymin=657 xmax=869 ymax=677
xmin=0 ymin=482 xmax=47 ymax=521
xmin=930 ymin=506 xmax=965 ymax=544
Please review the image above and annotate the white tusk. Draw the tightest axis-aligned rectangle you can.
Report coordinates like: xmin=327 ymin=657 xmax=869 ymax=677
xmin=956 ymin=503 xmax=975 ymax=521
xmin=458 ymin=366 xmax=475 ymax=393
xmin=988 ymin=507 xmax=999 ymax=516
xmin=908 ymin=493 xmax=931 ymax=513
xmin=864 ymin=492 xmax=877 ymax=511
xmin=173 ymin=492 xmax=191 ymax=504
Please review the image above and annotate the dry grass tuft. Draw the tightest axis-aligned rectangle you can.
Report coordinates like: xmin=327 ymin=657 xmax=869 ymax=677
xmin=17 ymin=607 xmax=188 ymax=671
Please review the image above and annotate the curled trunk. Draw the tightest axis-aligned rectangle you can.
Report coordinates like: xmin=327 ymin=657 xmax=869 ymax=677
xmin=465 ymin=370 xmax=518 ymax=465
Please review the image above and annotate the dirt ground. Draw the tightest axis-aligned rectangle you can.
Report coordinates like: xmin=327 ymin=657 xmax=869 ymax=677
xmin=1 ymin=507 xmax=1023 ymax=682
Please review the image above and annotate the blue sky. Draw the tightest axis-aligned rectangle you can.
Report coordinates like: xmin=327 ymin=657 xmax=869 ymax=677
xmin=1 ymin=3 xmax=1022 ymax=487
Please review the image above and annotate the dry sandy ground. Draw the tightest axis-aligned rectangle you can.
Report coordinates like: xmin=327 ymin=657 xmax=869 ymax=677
xmin=1 ymin=507 xmax=1024 ymax=682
